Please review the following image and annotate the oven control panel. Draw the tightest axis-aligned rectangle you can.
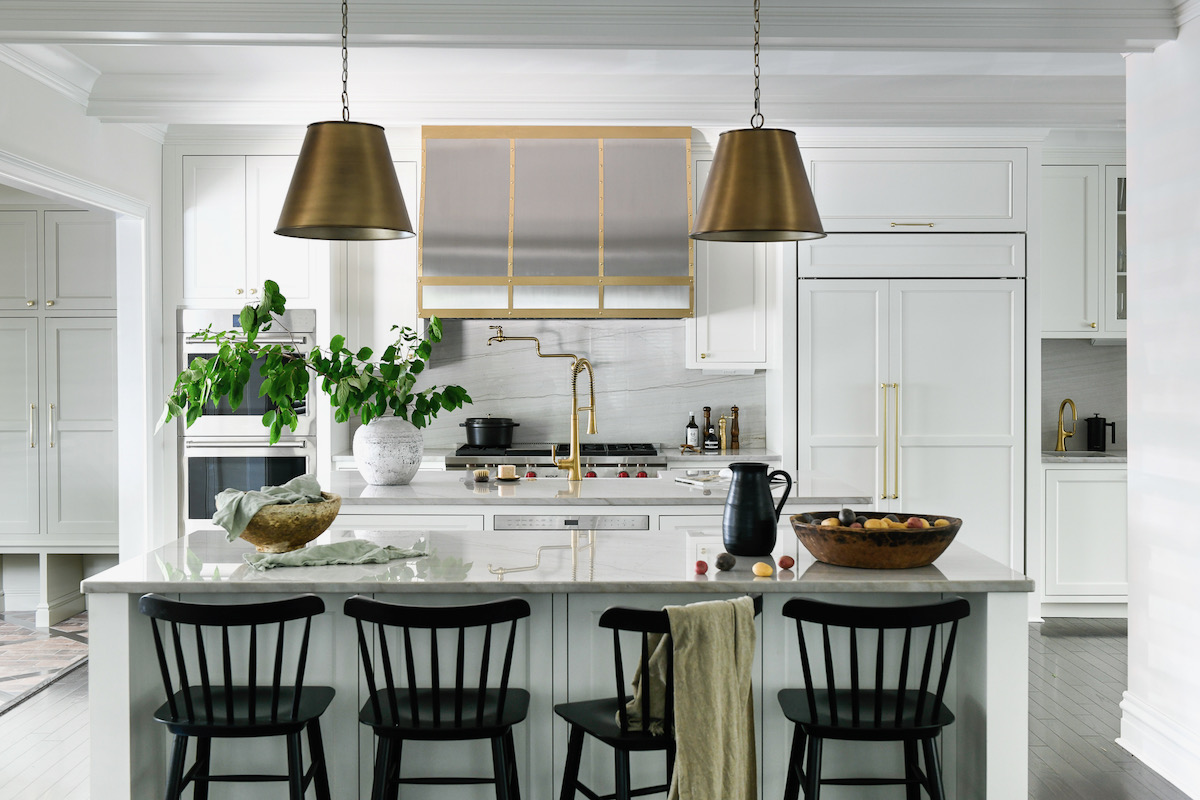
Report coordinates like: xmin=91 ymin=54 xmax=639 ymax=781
xmin=492 ymin=515 xmax=650 ymax=531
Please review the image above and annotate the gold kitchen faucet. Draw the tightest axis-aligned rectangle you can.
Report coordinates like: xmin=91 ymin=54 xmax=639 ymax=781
xmin=1056 ymin=398 xmax=1077 ymax=451
xmin=486 ymin=327 xmax=596 ymax=481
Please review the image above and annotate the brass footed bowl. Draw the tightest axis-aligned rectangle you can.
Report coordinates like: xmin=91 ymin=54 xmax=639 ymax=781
xmin=240 ymin=493 xmax=342 ymax=553
xmin=791 ymin=512 xmax=962 ymax=569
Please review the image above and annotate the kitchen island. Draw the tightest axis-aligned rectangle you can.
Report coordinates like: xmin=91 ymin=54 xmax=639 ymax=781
xmin=84 ymin=526 xmax=1031 ymax=800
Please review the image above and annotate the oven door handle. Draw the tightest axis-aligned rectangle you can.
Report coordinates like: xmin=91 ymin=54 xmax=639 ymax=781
xmin=183 ymin=439 xmax=307 ymax=450
xmin=185 ymin=333 xmax=311 ymax=345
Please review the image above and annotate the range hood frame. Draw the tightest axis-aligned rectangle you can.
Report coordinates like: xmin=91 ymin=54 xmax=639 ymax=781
xmin=418 ymin=126 xmax=694 ymax=319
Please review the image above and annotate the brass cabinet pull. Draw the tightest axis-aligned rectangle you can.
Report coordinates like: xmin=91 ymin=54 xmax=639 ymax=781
xmin=236 ymin=288 xmax=244 ymax=295
xmin=880 ymin=383 xmax=889 ymax=499
xmin=45 ymin=300 xmax=54 ymax=307
xmin=26 ymin=300 xmax=35 ymax=307
xmin=1090 ymin=322 xmax=1098 ymax=329
xmin=891 ymin=383 xmax=900 ymax=499
xmin=890 ymin=222 xmax=934 ymax=228
xmin=29 ymin=403 xmax=35 ymax=448
xmin=48 ymin=402 xmax=54 ymax=448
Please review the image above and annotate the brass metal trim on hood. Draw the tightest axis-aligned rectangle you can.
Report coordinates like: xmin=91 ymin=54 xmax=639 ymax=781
xmin=418 ymin=125 xmax=694 ymax=319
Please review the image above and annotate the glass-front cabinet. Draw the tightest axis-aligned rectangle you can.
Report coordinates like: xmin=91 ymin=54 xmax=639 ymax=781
xmin=1105 ymin=166 xmax=1127 ymax=333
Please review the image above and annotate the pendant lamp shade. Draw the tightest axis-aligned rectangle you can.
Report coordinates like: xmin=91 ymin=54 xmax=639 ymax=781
xmin=276 ymin=120 xmax=415 ymax=241
xmin=690 ymin=128 xmax=825 ymax=242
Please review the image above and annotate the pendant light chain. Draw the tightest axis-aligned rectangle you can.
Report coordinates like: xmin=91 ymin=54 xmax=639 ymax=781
xmin=341 ymin=0 xmax=350 ymax=122
xmin=750 ymin=0 xmax=763 ymax=128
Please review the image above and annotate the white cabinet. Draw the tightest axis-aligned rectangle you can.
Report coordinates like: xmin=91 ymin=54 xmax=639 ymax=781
xmin=686 ymin=159 xmax=769 ymax=369
xmin=797 ymin=279 xmax=1025 ymax=569
xmin=798 ymin=233 xmax=1025 ymax=279
xmin=1040 ymin=163 xmax=1126 ymax=338
xmin=803 ymin=147 xmax=1028 ymax=232
xmin=0 ymin=209 xmax=116 ymax=311
xmin=0 ymin=316 xmax=119 ymax=543
xmin=1043 ymin=466 xmax=1127 ymax=599
xmin=182 ymin=155 xmax=327 ymax=302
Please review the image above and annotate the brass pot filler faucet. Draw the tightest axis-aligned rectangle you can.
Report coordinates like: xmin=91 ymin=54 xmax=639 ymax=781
xmin=486 ymin=326 xmax=596 ymax=481
xmin=1056 ymin=397 xmax=1077 ymax=451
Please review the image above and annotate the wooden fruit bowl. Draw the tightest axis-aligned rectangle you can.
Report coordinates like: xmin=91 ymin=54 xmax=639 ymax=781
xmin=239 ymin=493 xmax=342 ymax=553
xmin=790 ymin=512 xmax=962 ymax=569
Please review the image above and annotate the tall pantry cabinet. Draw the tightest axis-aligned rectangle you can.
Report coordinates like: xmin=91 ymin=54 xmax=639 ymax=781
xmin=0 ymin=207 xmax=118 ymax=626
xmin=795 ymin=147 xmax=1028 ymax=570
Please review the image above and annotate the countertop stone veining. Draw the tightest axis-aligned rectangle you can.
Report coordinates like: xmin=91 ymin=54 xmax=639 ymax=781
xmin=1041 ymin=450 xmax=1127 ymax=463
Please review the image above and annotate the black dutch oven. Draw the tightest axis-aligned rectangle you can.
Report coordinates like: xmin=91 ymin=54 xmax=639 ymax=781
xmin=460 ymin=416 xmax=520 ymax=447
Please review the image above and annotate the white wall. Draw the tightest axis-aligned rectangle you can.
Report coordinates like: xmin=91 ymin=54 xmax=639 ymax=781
xmin=0 ymin=62 xmax=164 ymax=558
xmin=1120 ymin=18 xmax=1200 ymax=799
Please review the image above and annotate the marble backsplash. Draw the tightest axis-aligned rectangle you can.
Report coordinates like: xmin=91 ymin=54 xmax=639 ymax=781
xmin=415 ymin=319 xmax=765 ymax=451
xmin=1041 ymin=339 xmax=1127 ymax=451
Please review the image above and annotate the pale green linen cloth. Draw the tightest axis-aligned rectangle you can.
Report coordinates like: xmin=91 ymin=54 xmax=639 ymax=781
xmin=243 ymin=539 xmax=426 ymax=570
xmin=623 ymin=596 xmax=758 ymax=800
xmin=212 ymin=474 xmax=326 ymax=542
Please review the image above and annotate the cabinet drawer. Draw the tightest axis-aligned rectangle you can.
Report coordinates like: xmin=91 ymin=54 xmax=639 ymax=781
xmin=804 ymin=148 xmax=1027 ymax=232
xmin=329 ymin=514 xmax=485 ymax=531
xmin=798 ymin=233 xmax=1025 ymax=278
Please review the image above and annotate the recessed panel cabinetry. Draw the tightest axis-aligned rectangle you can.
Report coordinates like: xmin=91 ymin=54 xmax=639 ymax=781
xmin=797 ymin=269 xmax=1025 ymax=569
xmin=182 ymin=155 xmax=327 ymax=302
xmin=0 ymin=209 xmax=117 ymax=311
xmin=1040 ymin=163 xmax=1126 ymax=338
xmin=1043 ymin=466 xmax=1127 ymax=601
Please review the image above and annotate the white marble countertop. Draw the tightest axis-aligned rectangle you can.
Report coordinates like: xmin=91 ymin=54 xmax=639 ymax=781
xmin=330 ymin=446 xmax=781 ymax=470
xmin=327 ymin=469 xmax=870 ymax=507
xmin=82 ymin=528 xmax=1033 ymax=595
xmin=1041 ymin=450 xmax=1127 ymax=463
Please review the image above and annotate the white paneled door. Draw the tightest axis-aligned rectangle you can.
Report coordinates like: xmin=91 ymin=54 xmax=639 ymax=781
xmin=0 ymin=317 xmax=40 ymax=536
xmin=798 ymin=278 xmax=1025 ymax=568
xmin=0 ymin=211 xmax=39 ymax=310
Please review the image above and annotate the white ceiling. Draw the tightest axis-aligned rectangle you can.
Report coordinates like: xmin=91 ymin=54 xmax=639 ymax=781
xmin=0 ymin=1 xmax=1186 ymax=131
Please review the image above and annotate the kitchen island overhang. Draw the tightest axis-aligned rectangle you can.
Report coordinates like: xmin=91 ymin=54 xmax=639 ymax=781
xmin=84 ymin=527 xmax=1032 ymax=800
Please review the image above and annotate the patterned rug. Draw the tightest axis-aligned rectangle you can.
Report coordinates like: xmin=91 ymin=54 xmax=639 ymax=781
xmin=0 ymin=611 xmax=88 ymax=715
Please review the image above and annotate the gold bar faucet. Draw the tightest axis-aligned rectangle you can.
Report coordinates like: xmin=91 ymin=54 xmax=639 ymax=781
xmin=1056 ymin=398 xmax=1077 ymax=451
xmin=487 ymin=326 xmax=597 ymax=481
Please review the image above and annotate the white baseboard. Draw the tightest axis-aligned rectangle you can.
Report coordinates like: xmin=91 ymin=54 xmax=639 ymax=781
xmin=0 ymin=589 xmax=39 ymax=613
xmin=1119 ymin=692 xmax=1200 ymax=798
xmin=1040 ymin=601 xmax=1128 ymax=618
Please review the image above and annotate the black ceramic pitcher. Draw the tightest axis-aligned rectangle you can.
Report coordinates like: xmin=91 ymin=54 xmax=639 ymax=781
xmin=722 ymin=462 xmax=793 ymax=556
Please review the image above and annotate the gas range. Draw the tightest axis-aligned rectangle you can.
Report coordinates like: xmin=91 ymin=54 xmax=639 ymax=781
xmin=446 ymin=442 xmax=666 ymax=478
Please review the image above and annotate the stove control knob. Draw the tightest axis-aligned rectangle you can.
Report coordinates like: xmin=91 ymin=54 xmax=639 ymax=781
xmin=585 ymin=470 xmax=598 ymax=478
xmin=636 ymin=469 xmax=649 ymax=478
xmin=525 ymin=470 xmax=537 ymax=478
xmin=617 ymin=469 xmax=630 ymax=478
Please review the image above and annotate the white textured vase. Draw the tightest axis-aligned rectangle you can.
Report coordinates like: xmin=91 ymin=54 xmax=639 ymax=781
xmin=352 ymin=416 xmax=424 ymax=485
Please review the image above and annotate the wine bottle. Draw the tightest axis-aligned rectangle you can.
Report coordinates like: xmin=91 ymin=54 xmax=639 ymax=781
xmin=703 ymin=406 xmax=719 ymax=451
xmin=685 ymin=412 xmax=700 ymax=447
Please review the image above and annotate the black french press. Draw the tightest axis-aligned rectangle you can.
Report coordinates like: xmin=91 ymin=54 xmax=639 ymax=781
xmin=1085 ymin=413 xmax=1117 ymax=451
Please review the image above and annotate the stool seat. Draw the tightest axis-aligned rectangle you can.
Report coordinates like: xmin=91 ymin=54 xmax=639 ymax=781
xmin=554 ymin=696 xmax=670 ymax=751
xmin=778 ymin=688 xmax=955 ymax=741
xmin=154 ymin=685 xmax=335 ymax=738
xmin=361 ymin=688 xmax=530 ymax=740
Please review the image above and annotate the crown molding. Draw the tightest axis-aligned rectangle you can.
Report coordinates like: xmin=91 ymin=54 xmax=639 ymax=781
xmin=0 ymin=146 xmax=148 ymax=217
xmin=1178 ymin=0 xmax=1200 ymax=26
xmin=0 ymin=44 xmax=98 ymax=106
xmin=0 ymin=1 xmax=1179 ymax=51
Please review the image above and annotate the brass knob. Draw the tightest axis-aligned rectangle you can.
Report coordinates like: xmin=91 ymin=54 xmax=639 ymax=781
xmin=236 ymin=288 xmax=244 ymax=295
xmin=45 ymin=300 xmax=54 ymax=307
xmin=1090 ymin=322 xmax=1097 ymax=329
xmin=250 ymin=288 xmax=257 ymax=295
xmin=700 ymin=353 xmax=707 ymax=359
xmin=26 ymin=300 xmax=34 ymax=307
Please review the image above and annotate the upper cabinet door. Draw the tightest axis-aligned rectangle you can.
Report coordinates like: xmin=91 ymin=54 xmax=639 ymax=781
xmin=183 ymin=155 xmax=247 ymax=300
xmin=43 ymin=210 xmax=117 ymax=310
xmin=804 ymin=147 xmax=1028 ymax=233
xmin=798 ymin=233 xmax=1025 ymax=279
xmin=43 ymin=317 xmax=119 ymax=538
xmin=0 ymin=210 xmax=39 ymax=310
xmin=1104 ymin=166 xmax=1128 ymax=334
xmin=0 ymin=317 xmax=40 ymax=536
xmin=245 ymin=155 xmax=327 ymax=304
xmin=1041 ymin=166 xmax=1102 ymax=335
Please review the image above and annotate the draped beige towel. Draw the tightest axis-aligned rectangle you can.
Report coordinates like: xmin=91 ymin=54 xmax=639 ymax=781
xmin=624 ymin=596 xmax=758 ymax=800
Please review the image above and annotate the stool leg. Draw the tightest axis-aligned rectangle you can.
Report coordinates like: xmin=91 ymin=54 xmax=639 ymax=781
xmin=286 ymin=732 xmax=306 ymax=800
xmin=614 ymin=749 xmax=632 ymax=800
xmin=783 ymin=726 xmax=805 ymax=800
xmin=307 ymin=720 xmax=332 ymax=800
xmin=903 ymin=739 xmax=920 ymax=800
xmin=503 ymin=729 xmax=522 ymax=800
xmin=491 ymin=736 xmax=512 ymax=800
xmin=387 ymin=740 xmax=403 ymax=800
xmin=370 ymin=737 xmax=391 ymax=800
xmin=803 ymin=735 xmax=823 ymax=800
xmin=921 ymin=738 xmax=946 ymax=800
xmin=559 ymin=725 xmax=585 ymax=800
xmin=193 ymin=737 xmax=211 ymax=800
xmin=164 ymin=735 xmax=188 ymax=800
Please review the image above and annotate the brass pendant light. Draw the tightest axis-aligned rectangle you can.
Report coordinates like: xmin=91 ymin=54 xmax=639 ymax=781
xmin=690 ymin=0 xmax=825 ymax=242
xmin=276 ymin=0 xmax=414 ymax=240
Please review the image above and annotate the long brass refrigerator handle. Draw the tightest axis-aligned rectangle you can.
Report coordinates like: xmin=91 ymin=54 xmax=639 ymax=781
xmin=29 ymin=403 xmax=35 ymax=448
xmin=48 ymin=402 xmax=54 ymax=448
xmin=891 ymin=383 xmax=900 ymax=500
xmin=880 ymin=383 xmax=889 ymax=499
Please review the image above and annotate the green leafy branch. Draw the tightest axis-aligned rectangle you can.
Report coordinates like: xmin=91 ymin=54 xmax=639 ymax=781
xmin=157 ymin=280 xmax=472 ymax=443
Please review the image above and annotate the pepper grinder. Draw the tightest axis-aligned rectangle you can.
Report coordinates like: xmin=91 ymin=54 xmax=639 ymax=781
xmin=718 ymin=415 xmax=728 ymax=452
xmin=730 ymin=406 xmax=740 ymax=449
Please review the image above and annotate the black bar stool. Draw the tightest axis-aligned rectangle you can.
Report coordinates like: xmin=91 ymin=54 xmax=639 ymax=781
xmin=777 ymin=596 xmax=971 ymax=800
xmin=343 ymin=595 xmax=532 ymax=800
xmin=555 ymin=594 xmax=763 ymax=800
xmin=138 ymin=592 xmax=334 ymax=800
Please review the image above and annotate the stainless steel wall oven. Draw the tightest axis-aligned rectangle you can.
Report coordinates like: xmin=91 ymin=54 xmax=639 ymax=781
xmin=183 ymin=437 xmax=315 ymax=526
